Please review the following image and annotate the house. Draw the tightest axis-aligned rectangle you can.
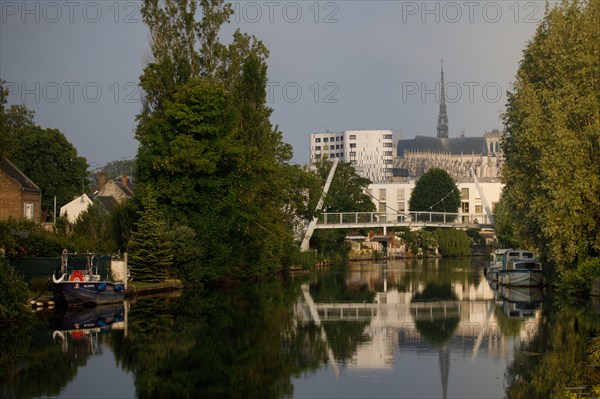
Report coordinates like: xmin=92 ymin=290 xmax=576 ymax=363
xmin=0 ymin=157 xmax=42 ymax=222
xmin=60 ymin=193 xmax=94 ymax=224
xmin=96 ymin=175 xmax=134 ymax=204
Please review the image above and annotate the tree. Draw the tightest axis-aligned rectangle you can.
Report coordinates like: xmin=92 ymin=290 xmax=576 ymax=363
xmin=127 ymin=192 xmax=173 ymax=283
xmin=313 ymin=158 xmax=375 ymax=213
xmin=502 ymin=0 xmax=600 ymax=268
xmin=409 ymin=168 xmax=460 ymax=215
xmin=8 ymin=125 xmax=89 ymax=217
xmin=135 ymin=0 xmax=300 ymax=280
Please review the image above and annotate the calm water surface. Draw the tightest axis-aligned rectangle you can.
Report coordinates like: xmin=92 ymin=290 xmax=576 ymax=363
xmin=2 ymin=257 xmax=599 ymax=398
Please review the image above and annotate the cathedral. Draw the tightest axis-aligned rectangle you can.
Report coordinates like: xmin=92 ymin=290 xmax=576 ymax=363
xmin=393 ymin=64 xmax=504 ymax=181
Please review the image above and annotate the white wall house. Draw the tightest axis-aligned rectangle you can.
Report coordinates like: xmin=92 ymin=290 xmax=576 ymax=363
xmin=310 ymin=130 xmax=395 ymax=183
xmin=60 ymin=193 xmax=93 ymax=224
xmin=367 ymin=181 xmax=503 ymax=224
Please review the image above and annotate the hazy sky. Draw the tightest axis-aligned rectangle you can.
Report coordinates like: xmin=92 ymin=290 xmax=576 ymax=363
xmin=1 ymin=1 xmax=551 ymax=167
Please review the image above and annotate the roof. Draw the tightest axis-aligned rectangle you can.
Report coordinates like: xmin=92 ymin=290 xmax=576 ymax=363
xmin=0 ymin=157 xmax=41 ymax=192
xmin=397 ymin=135 xmax=489 ymax=157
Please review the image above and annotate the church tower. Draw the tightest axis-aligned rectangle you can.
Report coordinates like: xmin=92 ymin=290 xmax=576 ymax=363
xmin=437 ymin=61 xmax=449 ymax=138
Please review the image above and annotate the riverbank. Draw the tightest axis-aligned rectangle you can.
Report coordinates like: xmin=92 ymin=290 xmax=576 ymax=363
xmin=27 ymin=279 xmax=183 ymax=309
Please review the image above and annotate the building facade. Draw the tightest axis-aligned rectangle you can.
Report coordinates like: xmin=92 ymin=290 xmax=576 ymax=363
xmin=367 ymin=180 xmax=503 ymax=224
xmin=310 ymin=130 xmax=395 ymax=182
xmin=0 ymin=157 xmax=42 ymax=222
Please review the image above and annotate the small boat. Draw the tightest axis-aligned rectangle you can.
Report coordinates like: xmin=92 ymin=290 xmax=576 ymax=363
xmin=51 ymin=249 xmax=125 ymax=306
xmin=485 ymin=248 xmax=512 ymax=281
xmin=498 ymin=250 xmax=544 ymax=287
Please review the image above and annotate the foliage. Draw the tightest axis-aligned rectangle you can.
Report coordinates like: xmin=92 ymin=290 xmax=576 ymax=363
xmin=127 ymin=193 xmax=173 ymax=283
xmin=165 ymin=224 xmax=204 ymax=284
xmin=110 ymin=200 xmax=139 ymax=252
xmin=501 ymin=0 xmax=600 ymax=271
xmin=313 ymin=158 xmax=375 ymax=213
xmin=0 ymin=219 xmax=70 ymax=258
xmin=556 ymin=257 xmax=600 ymax=298
xmin=434 ymin=228 xmax=472 ymax=257
xmin=396 ymin=229 xmax=439 ymax=256
xmin=71 ymin=202 xmax=115 ymax=253
xmin=0 ymin=98 xmax=89 ymax=218
xmin=0 ymin=257 xmax=30 ymax=321
xmin=492 ymin=196 xmax=521 ymax=249
xmin=409 ymin=168 xmax=460 ymax=215
xmin=135 ymin=0 xmax=310 ymax=282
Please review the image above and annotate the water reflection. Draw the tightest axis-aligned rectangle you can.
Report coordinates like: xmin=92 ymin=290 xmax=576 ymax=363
xmin=3 ymin=258 xmax=600 ymax=398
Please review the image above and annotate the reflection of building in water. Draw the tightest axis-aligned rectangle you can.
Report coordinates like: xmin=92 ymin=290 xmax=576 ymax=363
xmin=296 ymin=261 xmax=542 ymax=371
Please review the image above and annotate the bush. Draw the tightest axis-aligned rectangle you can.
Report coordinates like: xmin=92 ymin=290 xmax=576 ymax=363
xmin=0 ymin=258 xmax=30 ymax=321
xmin=435 ymin=229 xmax=472 ymax=257
xmin=557 ymin=257 xmax=600 ymax=298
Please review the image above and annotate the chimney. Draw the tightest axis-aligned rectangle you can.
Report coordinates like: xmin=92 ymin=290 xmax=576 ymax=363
xmin=121 ymin=175 xmax=128 ymax=187
xmin=97 ymin=173 xmax=107 ymax=191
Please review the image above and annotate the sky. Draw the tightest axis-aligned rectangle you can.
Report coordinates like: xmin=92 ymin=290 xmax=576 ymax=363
xmin=0 ymin=0 xmax=552 ymax=167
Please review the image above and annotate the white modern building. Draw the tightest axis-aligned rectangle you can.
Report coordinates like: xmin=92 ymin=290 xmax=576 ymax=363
xmin=367 ymin=180 xmax=503 ymax=224
xmin=310 ymin=130 xmax=395 ymax=182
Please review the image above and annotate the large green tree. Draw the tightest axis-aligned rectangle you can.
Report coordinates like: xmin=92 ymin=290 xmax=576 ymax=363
xmin=0 ymin=92 xmax=89 ymax=218
xmin=135 ymin=0 xmax=300 ymax=280
xmin=409 ymin=168 xmax=460 ymax=214
xmin=502 ymin=0 xmax=600 ymax=268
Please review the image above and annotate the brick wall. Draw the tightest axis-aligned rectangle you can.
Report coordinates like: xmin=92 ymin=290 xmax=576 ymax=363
xmin=0 ymin=169 xmax=23 ymax=220
xmin=0 ymin=170 xmax=42 ymax=222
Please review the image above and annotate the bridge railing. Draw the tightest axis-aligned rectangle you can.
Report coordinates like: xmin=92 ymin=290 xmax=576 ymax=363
xmin=316 ymin=212 xmax=492 ymax=225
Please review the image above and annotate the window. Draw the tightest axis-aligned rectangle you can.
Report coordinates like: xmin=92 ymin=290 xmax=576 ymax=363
xmin=384 ymin=151 xmax=393 ymax=156
xmin=323 ymin=145 xmax=329 ymax=150
xmin=315 ymin=138 xmax=321 ymax=143
xmin=24 ymin=203 xmax=34 ymax=220
xmin=336 ymin=137 xmax=339 ymax=141
xmin=350 ymin=143 xmax=356 ymax=148
xmin=349 ymin=135 xmax=356 ymax=140
xmin=378 ymin=202 xmax=387 ymax=212
xmin=397 ymin=201 xmax=405 ymax=212
xmin=383 ymin=142 xmax=393 ymax=147
xmin=315 ymin=146 xmax=321 ymax=151
xmin=492 ymin=202 xmax=498 ymax=212
xmin=340 ymin=152 xmax=344 ymax=158
xmin=461 ymin=202 xmax=470 ymax=213
xmin=378 ymin=189 xmax=386 ymax=200
xmin=350 ymin=152 xmax=356 ymax=157
xmin=461 ymin=188 xmax=469 ymax=200
xmin=335 ymin=145 xmax=339 ymax=149
xmin=324 ymin=137 xmax=329 ymax=142
xmin=384 ymin=159 xmax=393 ymax=164
xmin=475 ymin=204 xmax=483 ymax=213
xmin=397 ymin=188 xmax=405 ymax=200
xmin=384 ymin=134 xmax=393 ymax=139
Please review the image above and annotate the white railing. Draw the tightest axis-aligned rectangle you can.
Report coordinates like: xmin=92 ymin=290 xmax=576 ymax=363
xmin=315 ymin=212 xmax=493 ymax=227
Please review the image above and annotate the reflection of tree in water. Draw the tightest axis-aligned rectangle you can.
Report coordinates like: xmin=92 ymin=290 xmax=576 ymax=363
xmin=394 ymin=258 xmax=484 ymax=295
xmin=309 ymin=272 xmax=376 ymax=303
xmin=322 ymin=321 xmax=371 ymax=361
xmin=0 ymin=315 xmax=93 ymax=398
xmin=110 ymin=279 xmax=340 ymax=398
xmin=493 ymin=305 xmax=523 ymax=337
xmin=505 ymin=298 xmax=600 ymax=399
xmin=410 ymin=283 xmax=459 ymax=399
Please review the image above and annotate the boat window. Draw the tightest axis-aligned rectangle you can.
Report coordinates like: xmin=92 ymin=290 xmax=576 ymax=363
xmin=522 ymin=252 xmax=534 ymax=258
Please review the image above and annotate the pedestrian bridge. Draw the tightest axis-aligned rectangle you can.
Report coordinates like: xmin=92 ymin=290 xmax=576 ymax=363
xmin=313 ymin=211 xmax=493 ymax=230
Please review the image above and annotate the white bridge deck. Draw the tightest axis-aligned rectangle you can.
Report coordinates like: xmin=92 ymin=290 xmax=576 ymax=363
xmin=314 ymin=211 xmax=493 ymax=230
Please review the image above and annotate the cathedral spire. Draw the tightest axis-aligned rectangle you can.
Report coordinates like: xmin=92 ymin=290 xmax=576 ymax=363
xmin=437 ymin=59 xmax=449 ymax=138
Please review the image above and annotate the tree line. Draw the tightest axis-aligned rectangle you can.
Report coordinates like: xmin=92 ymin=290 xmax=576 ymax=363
xmin=497 ymin=0 xmax=600 ymax=295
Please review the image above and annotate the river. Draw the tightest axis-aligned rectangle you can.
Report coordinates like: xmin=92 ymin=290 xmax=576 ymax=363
xmin=1 ymin=257 xmax=599 ymax=398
